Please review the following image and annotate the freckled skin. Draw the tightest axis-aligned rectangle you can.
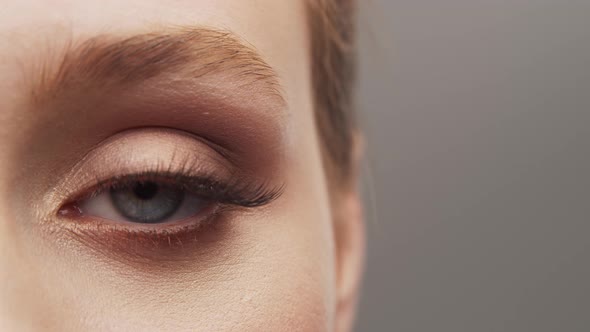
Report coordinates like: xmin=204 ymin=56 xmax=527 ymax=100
xmin=0 ymin=1 xmax=364 ymax=331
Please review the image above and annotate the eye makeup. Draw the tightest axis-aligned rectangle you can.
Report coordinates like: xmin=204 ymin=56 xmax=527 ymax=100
xmin=42 ymin=127 xmax=283 ymax=265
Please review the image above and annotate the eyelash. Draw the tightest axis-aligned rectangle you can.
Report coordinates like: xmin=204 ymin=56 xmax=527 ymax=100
xmin=58 ymin=166 xmax=283 ymax=231
xmin=51 ymin=164 xmax=284 ymax=263
xmin=81 ymin=171 xmax=283 ymax=208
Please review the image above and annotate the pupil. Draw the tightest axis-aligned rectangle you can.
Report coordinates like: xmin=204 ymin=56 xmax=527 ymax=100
xmin=133 ymin=182 xmax=159 ymax=200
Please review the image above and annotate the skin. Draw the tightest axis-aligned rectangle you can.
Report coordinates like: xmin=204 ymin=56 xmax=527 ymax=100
xmin=0 ymin=1 xmax=364 ymax=331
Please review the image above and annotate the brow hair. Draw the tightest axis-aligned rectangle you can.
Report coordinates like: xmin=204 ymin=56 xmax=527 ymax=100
xmin=30 ymin=27 xmax=283 ymax=105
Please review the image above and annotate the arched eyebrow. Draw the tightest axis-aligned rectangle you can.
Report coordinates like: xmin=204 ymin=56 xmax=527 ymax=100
xmin=28 ymin=27 xmax=285 ymax=107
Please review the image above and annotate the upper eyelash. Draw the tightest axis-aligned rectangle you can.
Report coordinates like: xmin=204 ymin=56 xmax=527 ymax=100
xmin=76 ymin=170 xmax=284 ymax=209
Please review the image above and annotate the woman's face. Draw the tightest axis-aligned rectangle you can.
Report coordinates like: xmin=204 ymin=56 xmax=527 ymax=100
xmin=0 ymin=1 xmax=363 ymax=331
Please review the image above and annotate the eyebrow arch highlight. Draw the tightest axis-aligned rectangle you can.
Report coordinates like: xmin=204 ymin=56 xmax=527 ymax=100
xmin=29 ymin=26 xmax=284 ymax=106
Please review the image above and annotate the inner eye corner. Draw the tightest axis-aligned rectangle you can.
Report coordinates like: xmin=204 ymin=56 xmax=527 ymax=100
xmin=56 ymin=201 xmax=83 ymax=218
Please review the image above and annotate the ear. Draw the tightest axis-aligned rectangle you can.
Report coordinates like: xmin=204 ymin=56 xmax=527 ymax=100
xmin=332 ymin=132 xmax=366 ymax=332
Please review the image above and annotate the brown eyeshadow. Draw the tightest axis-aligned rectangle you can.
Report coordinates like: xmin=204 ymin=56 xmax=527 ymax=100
xmin=44 ymin=205 xmax=243 ymax=273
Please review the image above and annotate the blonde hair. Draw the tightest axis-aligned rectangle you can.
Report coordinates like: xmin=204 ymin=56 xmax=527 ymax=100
xmin=308 ymin=0 xmax=358 ymax=180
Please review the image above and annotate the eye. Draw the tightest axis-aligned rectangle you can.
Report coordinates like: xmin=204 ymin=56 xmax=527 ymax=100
xmin=78 ymin=180 xmax=210 ymax=224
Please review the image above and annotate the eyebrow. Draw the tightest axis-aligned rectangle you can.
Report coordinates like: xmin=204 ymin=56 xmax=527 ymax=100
xmin=28 ymin=27 xmax=284 ymax=106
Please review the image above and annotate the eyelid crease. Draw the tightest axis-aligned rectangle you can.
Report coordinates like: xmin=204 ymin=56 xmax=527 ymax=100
xmin=113 ymin=126 xmax=244 ymax=167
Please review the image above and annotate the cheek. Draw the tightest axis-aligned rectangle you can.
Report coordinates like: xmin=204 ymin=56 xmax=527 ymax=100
xmin=237 ymin=210 xmax=336 ymax=332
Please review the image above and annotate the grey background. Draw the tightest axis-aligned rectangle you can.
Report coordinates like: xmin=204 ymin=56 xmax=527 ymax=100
xmin=355 ymin=1 xmax=590 ymax=331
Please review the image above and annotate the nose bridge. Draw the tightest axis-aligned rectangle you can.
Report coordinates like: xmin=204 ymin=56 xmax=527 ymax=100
xmin=0 ymin=209 xmax=63 ymax=331
xmin=0 ymin=174 xmax=49 ymax=330
xmin=0 ymin=101 xmax=65 ymax=330
xmin=0 ymin=204 xmax=33 ymax=330
xmin=0 ymin=167 xmax=84 ymax=332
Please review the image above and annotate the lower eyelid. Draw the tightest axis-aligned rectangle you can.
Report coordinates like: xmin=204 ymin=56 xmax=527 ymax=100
xmin=60 ymin=198 xmax=226 ymax=234
xmin=50 ymin=203 xmax=237 ymax=268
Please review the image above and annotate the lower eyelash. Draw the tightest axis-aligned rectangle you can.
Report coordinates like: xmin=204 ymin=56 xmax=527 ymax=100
xmin=53 ymin=203 xmax=237 ymax=266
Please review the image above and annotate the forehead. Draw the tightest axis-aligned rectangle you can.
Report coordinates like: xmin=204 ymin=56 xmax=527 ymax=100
xmin=0 ymin=0 xmax=306 ymax=46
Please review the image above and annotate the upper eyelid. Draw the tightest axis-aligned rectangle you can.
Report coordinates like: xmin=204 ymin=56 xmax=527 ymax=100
xmin=79 ymin=126 xmax=240 ymax=173
xmin=53 ymin=128 xmax=284 ymax=210
xmin=47 ymin=128 xmax=237 ymax=207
